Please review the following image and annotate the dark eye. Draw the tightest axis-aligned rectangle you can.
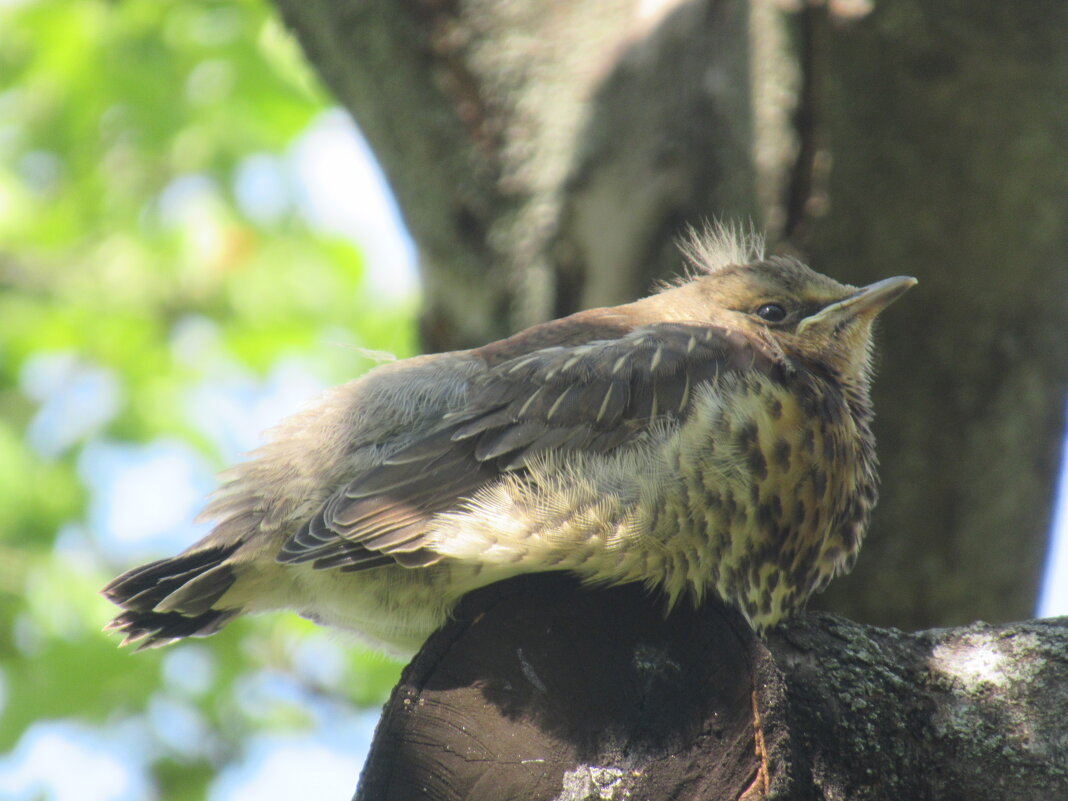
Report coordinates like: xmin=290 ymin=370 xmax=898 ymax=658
xmin=756 ymin=303 xmax=787 ymax=323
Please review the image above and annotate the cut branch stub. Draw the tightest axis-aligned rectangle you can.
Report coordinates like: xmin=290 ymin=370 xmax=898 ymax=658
xmin=354 ymin=574 xmax=786 ymax=801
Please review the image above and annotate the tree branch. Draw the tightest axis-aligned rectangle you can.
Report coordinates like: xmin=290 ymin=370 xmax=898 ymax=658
xmin=354 ymin=576 xmax=1068 ymax=800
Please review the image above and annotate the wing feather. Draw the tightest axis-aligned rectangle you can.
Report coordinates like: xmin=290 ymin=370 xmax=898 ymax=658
xmin=278 ymin=323 xmax=778 ymax=572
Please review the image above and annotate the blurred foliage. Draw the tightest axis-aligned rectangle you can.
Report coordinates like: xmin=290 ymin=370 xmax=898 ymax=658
xmin=0 ymin=1 xmax=412 ymax=799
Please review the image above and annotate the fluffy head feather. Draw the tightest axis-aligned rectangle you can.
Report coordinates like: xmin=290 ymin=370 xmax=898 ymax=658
xmin=678 ymin=221 xmax=766 ymax=277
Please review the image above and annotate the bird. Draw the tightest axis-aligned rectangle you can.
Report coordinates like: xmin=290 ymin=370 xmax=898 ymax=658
xmin=102 ymin=227 xmax=915 ymax=656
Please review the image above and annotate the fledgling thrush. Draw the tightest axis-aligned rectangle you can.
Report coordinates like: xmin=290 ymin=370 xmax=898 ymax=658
xmin=103 ymin=229 xmax=915 ymax=655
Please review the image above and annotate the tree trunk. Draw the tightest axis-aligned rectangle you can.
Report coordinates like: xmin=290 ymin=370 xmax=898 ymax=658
xmin=354 ymin=576 xmax=1068 ymax=801
xmin=273 ymin=0 xmax=1068 ymax=630
xmin=796 ymin=1 xmax=1068 ymax=629
xmin=275 ymin=0 xmax=757 ymax=353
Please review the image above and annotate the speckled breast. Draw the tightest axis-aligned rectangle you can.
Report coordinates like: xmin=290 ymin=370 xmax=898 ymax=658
xmin=649 ymin=369 xmax=877 ymax=630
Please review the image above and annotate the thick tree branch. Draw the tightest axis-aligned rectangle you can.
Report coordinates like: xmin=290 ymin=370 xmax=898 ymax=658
xmin=354 ymin=576 xmax=1068 ymax=801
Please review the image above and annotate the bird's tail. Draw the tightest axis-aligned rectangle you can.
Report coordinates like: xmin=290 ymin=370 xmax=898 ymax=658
xmin=101 ymin=543 xmax=240 ymax=650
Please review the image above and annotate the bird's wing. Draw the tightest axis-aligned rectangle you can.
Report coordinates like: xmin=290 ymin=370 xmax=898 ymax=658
xmin=277 ymin=323 xmax=776 ymax=571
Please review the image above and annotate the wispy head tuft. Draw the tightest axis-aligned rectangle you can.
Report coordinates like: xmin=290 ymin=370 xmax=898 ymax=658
xmin=679 ymin=221 xmax=765 ymax=276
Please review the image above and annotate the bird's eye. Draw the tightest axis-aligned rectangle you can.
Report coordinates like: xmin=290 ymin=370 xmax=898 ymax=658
xmin=756 ymin=303 xmax=788 ymax=323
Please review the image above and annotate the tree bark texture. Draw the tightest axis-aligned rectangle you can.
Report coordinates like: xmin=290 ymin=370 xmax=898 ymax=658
xmin=271 ymin=0 xmax=1068 ymax=630
xmin=354 ymin=576 xmax=1068 ymax=801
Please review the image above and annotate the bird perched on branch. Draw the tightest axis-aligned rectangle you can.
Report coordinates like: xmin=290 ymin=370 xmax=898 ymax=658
xmin=103 ymin=228 xmax=915 ymax=655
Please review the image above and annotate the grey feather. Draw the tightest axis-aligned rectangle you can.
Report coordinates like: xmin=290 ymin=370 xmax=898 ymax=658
xmin=276 ymin=322 xmax=771 ymax=573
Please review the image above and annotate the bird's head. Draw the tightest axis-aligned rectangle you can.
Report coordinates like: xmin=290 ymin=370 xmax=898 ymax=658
xmin=656 ymin=253 xmax=916 ymax=387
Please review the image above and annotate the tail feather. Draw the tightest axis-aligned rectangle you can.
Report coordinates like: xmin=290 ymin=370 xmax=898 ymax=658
xmin=105 ymin=608 xmax=239 ymax=651
xmin=154 ymin=563 xmax=237 ymax=616
xmin=102 ymin=543 xmax=241 ymax=649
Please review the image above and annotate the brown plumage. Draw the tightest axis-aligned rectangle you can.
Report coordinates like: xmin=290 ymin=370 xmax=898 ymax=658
xmin=102 ymin=228 xmax=915 ymax=654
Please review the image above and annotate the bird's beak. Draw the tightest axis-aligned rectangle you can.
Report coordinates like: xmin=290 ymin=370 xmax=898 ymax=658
xmin=797 ymin=275 xmax=917 ymax=335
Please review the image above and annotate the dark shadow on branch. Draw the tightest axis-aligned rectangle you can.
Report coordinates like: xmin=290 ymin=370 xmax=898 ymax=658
xmin=354 ymin=574 xmax=1068 ymax=801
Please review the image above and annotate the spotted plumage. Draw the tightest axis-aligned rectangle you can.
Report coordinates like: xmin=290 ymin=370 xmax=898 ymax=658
xmin=103 ymin=228 xmax=915 ymax=654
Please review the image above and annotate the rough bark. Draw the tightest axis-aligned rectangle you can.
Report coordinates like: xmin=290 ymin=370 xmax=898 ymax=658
xmin=354 ymin=575 xmax=1068 ymax=801
xmin=271 ymin=0 xmax=1068 ymax=630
